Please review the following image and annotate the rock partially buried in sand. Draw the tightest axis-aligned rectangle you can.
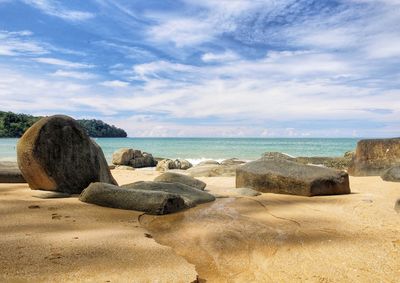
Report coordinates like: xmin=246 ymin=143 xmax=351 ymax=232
xmin=154 ymin=172 xmax=206 ymax=190
xmin=381 ymin=166 xmax=400 ymax=182
xmin=156 ymin=159 xmax=193 ymax=171
xmin=0 ymin=162 xmax=25 ymax=183
xmin=187 ymin=164 xmax=239 ymax=177
xmin=80 ymin=182 xmax=186 ymax=215
xmin=121 ymin=181 xmax=215 ymax=208
xmin=348 ymin=138 xmax=400 ymax=176
xmin=17 ymin=115 xmax=117 ymax=194
xmin=236 ymin=159 xmax=350 ymax=196
xmin=236 ymin=187 xmax=262 ymax=197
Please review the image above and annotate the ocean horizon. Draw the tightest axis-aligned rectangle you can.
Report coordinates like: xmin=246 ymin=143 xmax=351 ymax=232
xmin=0 ymin=137 xmax=359 ymax=164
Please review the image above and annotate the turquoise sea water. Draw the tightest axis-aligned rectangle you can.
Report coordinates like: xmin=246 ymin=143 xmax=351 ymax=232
xmin=0 ymin=138 xmax=358 ymax=164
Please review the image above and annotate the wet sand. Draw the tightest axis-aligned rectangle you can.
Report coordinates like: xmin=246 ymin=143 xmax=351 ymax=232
xmin=1 ymin=170 xmax=400 ymax=282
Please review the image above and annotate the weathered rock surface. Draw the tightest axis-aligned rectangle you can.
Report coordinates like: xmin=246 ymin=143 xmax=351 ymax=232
xmin=17 ymin=115 xmax=117 ymax=194
xmin=187 ymin=164 xmax=239 ymax=177
xmin=236 ymin=159 xmax=350 ymax=196
xmin=0 ymin=162 xmax=25 ymax=183
xmin=198 ymin=160 xmax=220 ymax=166
xmin=261 ymin=152 xmax=353 ymax=170
xmin=112 ymin=148 xmax=156 ymax=168
xmin=156 ymin=159 xmax=193 ymax=171
xmin=121 ymin=181 xmax=215 ymax=207
xmin=154 ymin=172 xmax=206 ymax=190
xmin=348 ymin=138 xmax=400 ymax=176
xmin=220 ymin=158 xmax=246 ymax=166
xmin=80 ymin=182 xmax=186 ymax=215
xmin=381 ymin=166 xmax=400 ymax=182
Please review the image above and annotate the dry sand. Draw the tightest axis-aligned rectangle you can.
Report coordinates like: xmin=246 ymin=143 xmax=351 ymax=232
xmin=1 ymin=169 xmax=399 ymax=282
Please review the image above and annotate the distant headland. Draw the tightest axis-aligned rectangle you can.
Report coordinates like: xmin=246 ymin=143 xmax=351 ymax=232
xmin=0 ymin=111 xmax=127 ymax=138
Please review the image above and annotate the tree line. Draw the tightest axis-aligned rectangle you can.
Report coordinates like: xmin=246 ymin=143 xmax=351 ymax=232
xmin=0 ymin=111 xmax=127 ymax=138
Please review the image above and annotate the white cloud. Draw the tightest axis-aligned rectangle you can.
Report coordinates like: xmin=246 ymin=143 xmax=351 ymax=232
xmin=23 ymin=0 xmax=94 ymax=21
xmin=33 ymin=57 xmax=94 ymax=69
xmin=99 ymin=80 xmax=129 ymax=88
xmin=202 ymin=51 xmax=239 ymax=62
xmin=52 ymin=70 xmax=96 ymax=80
xmin=0 ymin=30 xmax=47 ymax=56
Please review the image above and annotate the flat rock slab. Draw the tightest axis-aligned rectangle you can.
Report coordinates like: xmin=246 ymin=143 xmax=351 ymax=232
xmin=32 ymin=191 xmax=71 ymax=199
xmin=236 ymin=159 xmax=350 ymax=197
xmin=80 ymin=182 xmax=186 ymax=215
xmin=154 ymin=172 xmax=206 ymax=190
xmin=122 ymin=181 xmax=215 ymax=207
xmin=381 ymin=166 xmax=400 ymax=182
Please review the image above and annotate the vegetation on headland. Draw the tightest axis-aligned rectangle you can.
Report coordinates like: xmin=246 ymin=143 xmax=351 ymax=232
xmin=0 ymin=111 xmax=127 ymax=138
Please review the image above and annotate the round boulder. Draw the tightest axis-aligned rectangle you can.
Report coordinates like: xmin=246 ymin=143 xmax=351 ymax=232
xmin=17 ymin=115 xmax=117 ymax=194
xmin=381 ymin=166 xmax=400 ymax=182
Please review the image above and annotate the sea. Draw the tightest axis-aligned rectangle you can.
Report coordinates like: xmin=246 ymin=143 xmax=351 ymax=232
xmin=0 ymin=138 xmax=358 ymax=165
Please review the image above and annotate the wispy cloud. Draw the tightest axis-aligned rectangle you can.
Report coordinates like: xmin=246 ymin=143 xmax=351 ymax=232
xmin=22 ymin=0 xmax=94 ymax=21
xmin=33 ymin=57 xmax=94 ymax=69
xmin=52 ymin=70 xmax=96 ymax=80
xmin=0 ymin=30 xmax=47 ymax=56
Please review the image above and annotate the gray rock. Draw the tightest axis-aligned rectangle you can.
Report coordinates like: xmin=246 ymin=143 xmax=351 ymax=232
xmin=395 ymin=199 xmax=400 ymax=213
xmin=121 ymin=181 xmax=215 ymax=207
xmin=198 ymin=160 xmax=220 ymax=166
xmin=236 ymin=159 xmax=350 ymax=196
xmin=0 ymin=162 xmax=25 ymax=183
xmin=112 ymin=148 xmax=156 ymax=168
xmin=348 ymin=138 xmax=400 ymax=176
xmin=187 ymin=164 xmax=239 ymax=177
xmin=156 ymin=159 xmax=192 ymax=171
xmin=80 ymin=182 xmax=186 ymax=215
xmin=261 ymin=152 xmax=294 ymax=161
xmin=17 ymin=115 xmax=117 ymax=194
xmin=220 ymin=158 xmax=246 ymax=166
xmin=261 ymin=152 xmax=352 ymax=170
xmin=112 ymin=148 xmax=134 ymax=165
xmin=154 ymin=172 xmax=206 ymax=190
xmin=381 ymin=166 xmax=400 ymax=182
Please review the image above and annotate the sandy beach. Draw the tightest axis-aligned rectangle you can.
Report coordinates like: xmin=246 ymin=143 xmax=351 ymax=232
xmin=0 ymin=169 xmax=399 ymax=282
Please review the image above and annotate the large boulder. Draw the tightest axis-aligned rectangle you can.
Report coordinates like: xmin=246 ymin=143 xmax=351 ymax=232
xmin=121 ymin=181 xmax=215 ymax=207
xmin=156 ymin=159 xmax=193 ymax=171
xmin=236 ymin=159 xmax=350 ymax=196
xmin=112 ymin=148 xmax=156 ymax=168
xmin=348 ymin=138 xmax=400 ymax=176
xmin=17 ymin=115 xmax=117 ymax=194
xmin=80 ymin=182 xmax=186 ymax=215
xmin=187 ymin=164 xmax=239 ymax=177
xmin=0 ymin=162 xmax=25 ymax=183
xmin=381 ymin=166 xmax=400 ymax=182
xmin=154 ymin=172 xmax=206 ymax=190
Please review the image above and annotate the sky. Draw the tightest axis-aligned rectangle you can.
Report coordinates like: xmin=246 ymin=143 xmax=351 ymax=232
xmin=0 ymin=0 xmax=399 ymax=137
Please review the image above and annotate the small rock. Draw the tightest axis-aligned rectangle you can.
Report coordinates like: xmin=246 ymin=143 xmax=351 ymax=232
xmin=395 ymin=199 xmax=400 ymax=213
xmin=28 ymin=205 xmax=40 ymax=209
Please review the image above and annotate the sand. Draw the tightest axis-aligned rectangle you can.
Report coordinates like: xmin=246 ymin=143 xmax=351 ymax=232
xmin=1 ymin=169 xmax=399 ymax=282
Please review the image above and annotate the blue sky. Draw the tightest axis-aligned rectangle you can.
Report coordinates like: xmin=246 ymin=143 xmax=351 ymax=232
xmin=0 ymin=0 xmax=399 ymax=137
